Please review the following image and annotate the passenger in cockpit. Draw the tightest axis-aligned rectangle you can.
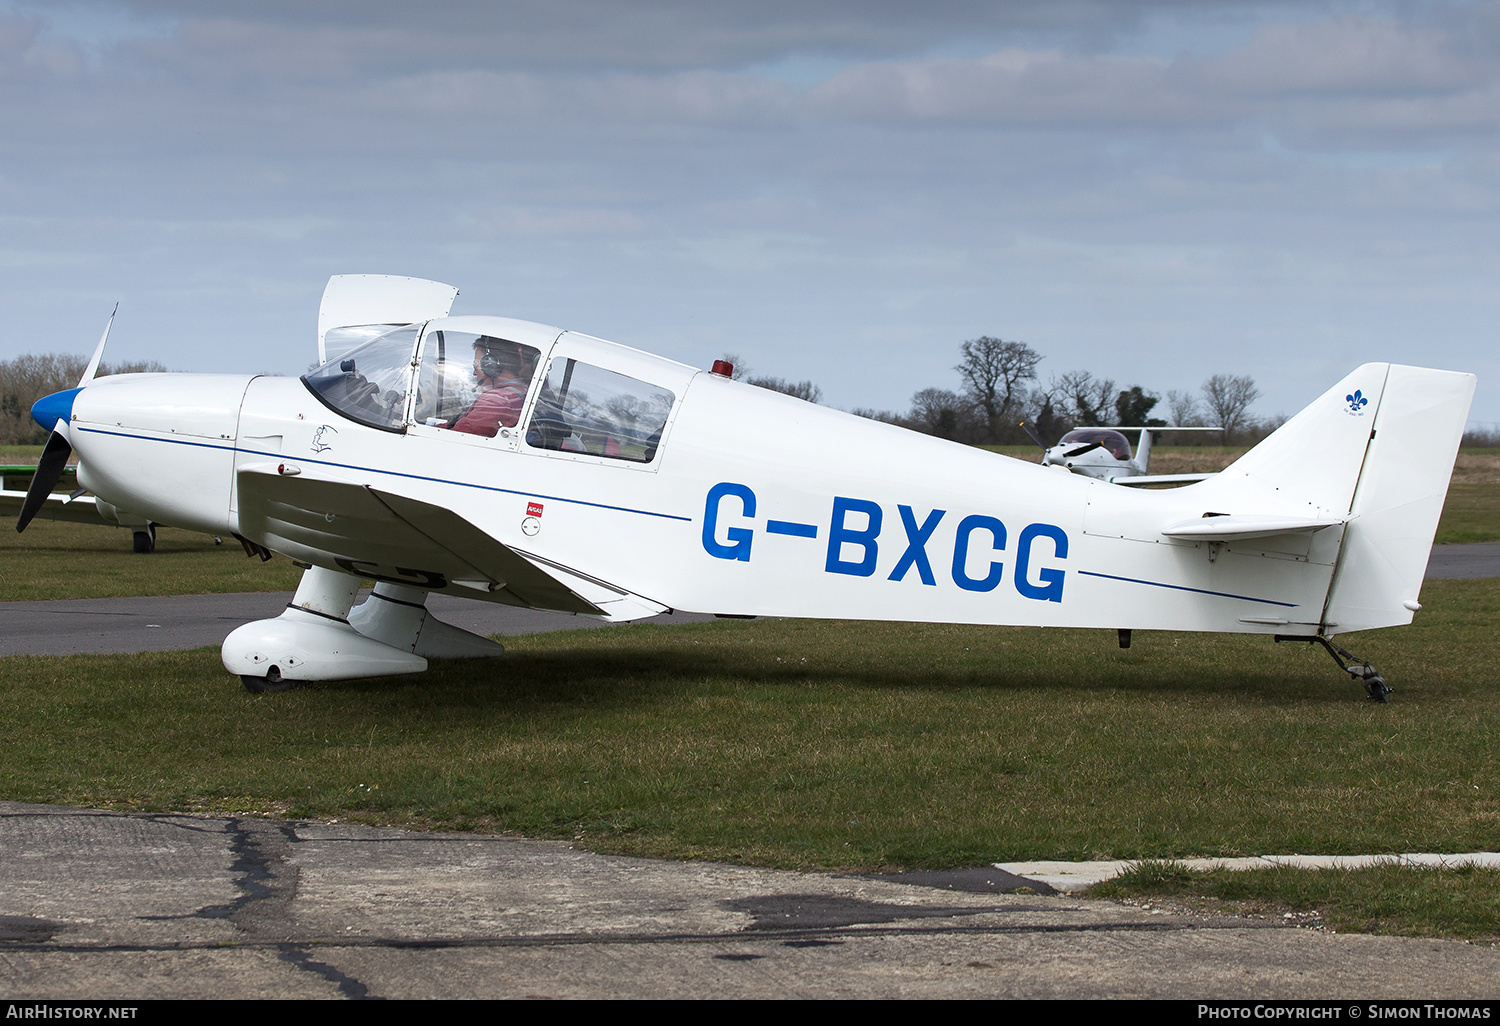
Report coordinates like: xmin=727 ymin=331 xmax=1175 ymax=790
xmin=447 ymin=337 xmax=536 ymax=438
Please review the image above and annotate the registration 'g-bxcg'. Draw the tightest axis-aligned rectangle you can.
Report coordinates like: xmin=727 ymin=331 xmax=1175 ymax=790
xmin=17 ymin=275 xmax=1476 ymax=701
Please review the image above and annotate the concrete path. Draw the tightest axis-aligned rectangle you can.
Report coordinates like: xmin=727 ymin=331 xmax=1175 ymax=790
xmin=3 ymin=801 xmax=1498 ymax=1000
xmin=1001 ymin=853 xmax=1500 ymax=893
xmin=1 ymin=543 xmax=1494 ymax=658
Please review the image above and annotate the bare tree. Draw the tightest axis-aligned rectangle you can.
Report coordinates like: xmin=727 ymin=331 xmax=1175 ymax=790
xmin=955 ymin=336 xmax=1041 ymax=442
xmin=1165 ymin=389 xmax=1201 ymax=427
xmin=848 ymin=406 xmax=905 ymax=425
xmin=0 ymin=353 xmax=166 ymax=444
xmin=909 ymin=387 xmax=974 ymax=441
xmin=1201 ymin=374 xmax=1260 ymax=441
xmin=748 ymin=375 xmax=822 ymax=404
xmin=1047 ymin=369 xmax=1116 ymax=427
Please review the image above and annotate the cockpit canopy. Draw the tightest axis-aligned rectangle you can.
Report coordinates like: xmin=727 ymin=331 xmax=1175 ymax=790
xmin=300 ymin=316 xmax=687 ymax=466
xmin=1057 ymin=428 xmax=1132 ymax=460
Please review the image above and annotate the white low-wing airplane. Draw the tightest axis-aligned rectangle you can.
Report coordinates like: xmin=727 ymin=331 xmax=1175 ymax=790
xmin=1021 ymin=421 xmax=1225 ymax=487
xmin=16 ymin=275 xmax=1475 ymax=701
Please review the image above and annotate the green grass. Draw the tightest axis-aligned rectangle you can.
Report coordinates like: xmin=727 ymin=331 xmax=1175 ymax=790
xmin=1435 ymin=484 xmax=1500 ymax=544
xmin=0 ymin=518 xmax=304 ymax=599
xmin=3 ymin=577 xmax=1498 ymax=877
xmin=0 ymin=444 xmax=44 ymax=462
xmin=1092 ymin=861 xmax=1500 ymax=940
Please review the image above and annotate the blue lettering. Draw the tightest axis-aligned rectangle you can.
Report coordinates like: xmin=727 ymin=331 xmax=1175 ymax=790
xmin=825 ymin=497 xmax=883 ymax=577
xmin=888 ymin=506 xmax=946 ymax=586
xmin=951 ymin=515 xmax=1006 ymax=592
xmin=703 ymin=482 xmax=756 ymax=561
xmin=1015 ymin=523 xmax=1068 ymax=602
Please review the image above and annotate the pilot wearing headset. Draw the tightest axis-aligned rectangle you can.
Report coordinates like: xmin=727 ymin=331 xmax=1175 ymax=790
xmin=447 ymin=337 xmax=536 ymax=438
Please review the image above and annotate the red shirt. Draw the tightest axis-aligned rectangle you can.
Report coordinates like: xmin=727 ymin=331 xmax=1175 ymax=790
xmin=449 ymin=380 xmax=527 ymax=437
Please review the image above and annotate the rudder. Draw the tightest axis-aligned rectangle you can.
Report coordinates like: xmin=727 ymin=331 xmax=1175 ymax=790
xmin=1323 ymin=365 xmax=1476 ymax=634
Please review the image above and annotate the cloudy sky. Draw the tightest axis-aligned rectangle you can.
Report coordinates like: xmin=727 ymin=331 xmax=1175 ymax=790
xmin=2 ymin=0 xmax=1496 ymax=425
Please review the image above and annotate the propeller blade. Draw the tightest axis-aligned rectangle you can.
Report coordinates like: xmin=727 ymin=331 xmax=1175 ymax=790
xmin=1018 ymin=420 xmax=1047 ymax=449
xmin=16 ymin=431 xmax=74 ymax=533
xmin=77 ymin=303 xmax=118 ymax=387
xmin=1063 ymin=442 xmax=1103 ymax=459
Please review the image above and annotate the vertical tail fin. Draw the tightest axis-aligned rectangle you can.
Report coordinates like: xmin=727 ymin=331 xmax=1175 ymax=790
xmin=1188 ymin=363 xmax=1474 ymax=636
xmin=1323 ymin=365 xmax=1475 ymax=634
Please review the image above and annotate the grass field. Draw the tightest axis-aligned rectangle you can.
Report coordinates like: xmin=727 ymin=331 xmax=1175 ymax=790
xmin=1091 ymin=861 xmax=1500 ymax=939
xmin=3 ymin=577 xmax=1497 ymax=870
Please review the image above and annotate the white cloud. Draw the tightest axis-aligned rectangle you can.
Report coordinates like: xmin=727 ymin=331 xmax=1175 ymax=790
xmin=0 ymin=1 xmax=1496 ymax=421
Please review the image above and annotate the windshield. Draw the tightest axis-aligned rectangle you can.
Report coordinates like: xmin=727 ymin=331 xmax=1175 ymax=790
xmin=302 ymin=325 xmax=420 ymax=431
xmin=1058 ymin=428 xmax=1131 ymax=460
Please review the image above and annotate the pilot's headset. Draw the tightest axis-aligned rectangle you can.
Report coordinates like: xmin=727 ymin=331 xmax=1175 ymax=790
xmin=476 ymin=338 xmax=509 ymax=381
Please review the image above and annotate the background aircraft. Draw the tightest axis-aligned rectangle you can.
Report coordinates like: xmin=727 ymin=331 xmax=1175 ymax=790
xmin=0 ymin=462 xmax=164 ymax=552
xmin=1021 ymin=423 xmax=1225 ymax=486
xmin=15 ymin=276 xmax=1474 ymax=702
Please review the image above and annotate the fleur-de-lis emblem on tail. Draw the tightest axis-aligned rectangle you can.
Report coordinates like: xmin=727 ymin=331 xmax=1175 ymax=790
xmin=1345 ymin=390 xmax=1369 ymax=415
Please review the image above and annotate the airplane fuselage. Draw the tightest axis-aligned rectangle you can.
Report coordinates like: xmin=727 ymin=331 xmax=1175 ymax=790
xmin=63 ymin=312 xmax=1445 ymax=641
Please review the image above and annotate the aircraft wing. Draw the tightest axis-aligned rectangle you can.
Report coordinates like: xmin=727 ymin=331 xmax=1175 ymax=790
xmin=1107 ymin=472 xmax=1216 ymax=487
xmin=235 ymin=464 xmax=605 ymax=615
xmin=0 ymin=487 xmax=105 ymax=525
xmin=0 ymin=464 xmax=104 ymax=525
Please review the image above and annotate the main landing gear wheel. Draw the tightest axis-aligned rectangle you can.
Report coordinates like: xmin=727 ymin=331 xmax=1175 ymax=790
xmin=241 ymin=665 xmax=297 ymax=694
xmin=132 ymin=525 xmax=156 ymax=554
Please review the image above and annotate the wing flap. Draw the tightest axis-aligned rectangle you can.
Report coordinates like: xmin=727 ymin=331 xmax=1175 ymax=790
xmin=508 ymin=545 xmax=672 ymax=622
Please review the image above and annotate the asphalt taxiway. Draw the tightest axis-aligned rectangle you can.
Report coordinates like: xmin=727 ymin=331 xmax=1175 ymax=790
xmin=2 ymin=543 xmax=1495 ymax=658
xmin=3 ymin=801 xmax=1498 ymax=1000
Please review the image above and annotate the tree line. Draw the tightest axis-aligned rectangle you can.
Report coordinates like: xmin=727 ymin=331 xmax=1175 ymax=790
xmin=0 ymin=353 xmax=166 ymax=445
xmin=888 ymin=335 xmax=1266 ymax=445
xmin=733 ymin=337 xmax=1269 ymax=446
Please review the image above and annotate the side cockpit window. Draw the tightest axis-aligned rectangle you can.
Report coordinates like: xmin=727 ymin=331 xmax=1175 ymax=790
xmin=414 ymin=331 xmax=541 ymax=440
xmin=302 ymin=325 xmax=420 ymax=431
xmin=526 ymin=358 xmax=674 ymax=463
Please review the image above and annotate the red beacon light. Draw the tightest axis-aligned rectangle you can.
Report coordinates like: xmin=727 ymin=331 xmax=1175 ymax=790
xmin=710 ymin=360 xmax=734 ymax=378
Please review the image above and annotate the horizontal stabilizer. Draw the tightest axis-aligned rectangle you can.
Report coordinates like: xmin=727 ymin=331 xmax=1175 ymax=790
xmin=1109 ymin=473 xmax=1215 ymax=487
xmin=1162 ymin=513 xmax=1349 ymax=541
